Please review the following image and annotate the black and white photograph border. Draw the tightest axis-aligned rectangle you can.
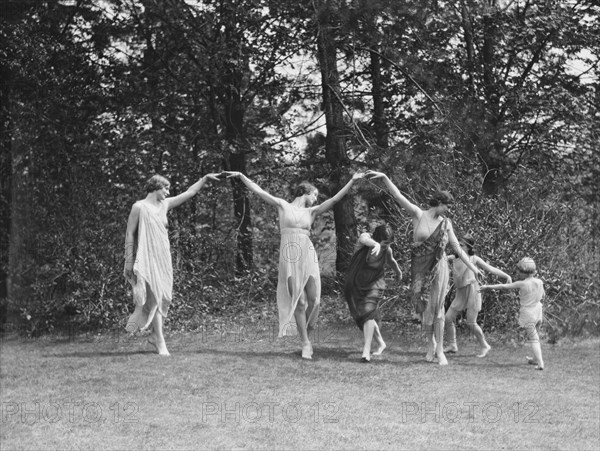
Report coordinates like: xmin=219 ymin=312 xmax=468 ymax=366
xmin=1 ymin=1 xmax=598 ymax=450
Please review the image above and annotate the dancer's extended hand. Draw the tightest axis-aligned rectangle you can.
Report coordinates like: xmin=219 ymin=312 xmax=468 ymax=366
xmin=204 ymin=172 xmax=223 ymax=182
xmin=365 ymin=170 xmax=387 ymax=179
xmin=224 ymin=171 xmax=242 ymax=179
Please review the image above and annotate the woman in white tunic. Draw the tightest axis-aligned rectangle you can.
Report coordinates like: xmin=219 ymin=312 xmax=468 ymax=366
xmin=226 ymin=171 xmax=364 ymax=359
xmin=124 ymin=173 xmax=221 ymax=355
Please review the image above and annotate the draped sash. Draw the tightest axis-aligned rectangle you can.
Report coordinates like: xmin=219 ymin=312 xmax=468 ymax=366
xmin=410 ymin=219 xmax=449 ymax=315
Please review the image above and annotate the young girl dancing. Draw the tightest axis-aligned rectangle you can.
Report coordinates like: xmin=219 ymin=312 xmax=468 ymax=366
xmin=444 ymin=234 xmax=511 ymax=358
xmin=480 ymin=257 xmax=545 ymax=370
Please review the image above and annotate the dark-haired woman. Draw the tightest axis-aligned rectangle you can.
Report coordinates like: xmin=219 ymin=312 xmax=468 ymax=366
xmin=345 ymin=224 xmax=402 ymax=362
xmin=226 ymin=171 xmax=364 ymax=359
xmin=365 ymin=170 xmax=481 ymax=365
xmin=444 ymin=234 xmax=511 ymax=358
xmin=124 ymin=173 xmax=221 ymax=355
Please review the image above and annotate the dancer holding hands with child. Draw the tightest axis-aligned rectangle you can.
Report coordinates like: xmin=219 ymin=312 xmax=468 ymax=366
xmin=226 ymin=170 xmax=365 ymax=359
xmin=365 ymin=170 xmax=481 ymax=365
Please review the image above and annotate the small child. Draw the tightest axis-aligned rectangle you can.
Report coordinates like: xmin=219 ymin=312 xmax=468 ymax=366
xmin=444 ymin=234 xmax=512 ymax=358
xmin=480 ymin=257 xmax=545 ymax=370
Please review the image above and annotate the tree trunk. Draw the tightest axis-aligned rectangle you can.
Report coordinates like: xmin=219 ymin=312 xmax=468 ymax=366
xmin=0 ymin=65 xmax=11 ymax=316
xmin=369 ymin=48 xmax=388 ymax=149
xmin=228 ymin=150 xmax=253 ymax=274
xmin=223 ymin=61 xmax=252 ymax=274
xmin=479 ymin=12 xmax=505 ymax=195
xmin=315 ymin=0 xmax=357 ymax=273
xmin=7 ymin=116 xmax=35 ymax=316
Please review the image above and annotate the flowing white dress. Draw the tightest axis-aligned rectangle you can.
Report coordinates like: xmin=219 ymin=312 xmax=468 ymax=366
xmin=124 ymin=200 xmax=173 ymax=333
xmin=276 ymin=202 xmax=321 ymax=337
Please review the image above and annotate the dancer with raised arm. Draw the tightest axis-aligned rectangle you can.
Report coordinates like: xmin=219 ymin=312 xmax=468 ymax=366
xmin=365 ymin=171 xmax=481 ymax=365
xmin=226 ymin=171 xmax=365 ymax=359
xmin=345 ymin=224 xmax=402 ymax=362
xmin=124 ymin=173 xmax=221 ymax=355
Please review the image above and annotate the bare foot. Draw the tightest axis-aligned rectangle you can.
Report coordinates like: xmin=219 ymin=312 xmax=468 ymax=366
xmin=302 ymin=342 xmax=312 ymax=360
xmin=437 ymin=352 xmax=448 ymax=366
xmin=477 ymin=344 xmax=491 ymax=358
xmin=373 ymin=342 xmax=386 ymax=356
xmin=526 ymin=356 xmax=536 ymax=365
xmin=149 ymin=337 xmax=170 ymax=356
xmin=444 ymin=344 xmax=458 ymax=354
xmin=425 ymin=349 xmax=435 ymax=362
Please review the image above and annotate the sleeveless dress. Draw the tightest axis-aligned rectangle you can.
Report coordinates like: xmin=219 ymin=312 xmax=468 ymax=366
xmin=276 ymin=202 xmax=321 ymax=337
xmin=124 ymin=200 xmax=173 ymax=333
xmin=449 ymin=256 xmax=481 ymax=312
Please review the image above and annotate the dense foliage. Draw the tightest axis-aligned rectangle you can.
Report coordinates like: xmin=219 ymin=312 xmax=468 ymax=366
xmin=1 ymin=0 xmax=598 ymax=339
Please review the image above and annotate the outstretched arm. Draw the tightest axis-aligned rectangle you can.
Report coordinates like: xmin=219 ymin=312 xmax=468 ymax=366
xmin=475 ymin=257 xmax=512 ymax=283
xmin=225 ymin=172 xmax=284 ymax=208
xmin=167 ymin=173 xmax=222 ymax=210
xmin=480 ymin=281 xmax=526 ymax=291
xmin=312 ymin=172 xmax=364 ymax=217
xmin=365 ymin=171 xmax=420 ymax=218
xmin=447 ymin=222 xmax=481 ymax=277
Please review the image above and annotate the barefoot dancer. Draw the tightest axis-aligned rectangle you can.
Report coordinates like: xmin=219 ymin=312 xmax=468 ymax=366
xmin=226 ymin=171 xmax=364 ymax=359
xmin=365 ymin=171 xmax=481 ymax=365
xmin=345 ymin=224 xmax=402 ymax=362
xmin=124 ymin=173 xmax=221 ymax=355
xmin=480 ymin=257 xmax=546 ymax=370
xmin=444 ymin=234 xmax=511 ymax=358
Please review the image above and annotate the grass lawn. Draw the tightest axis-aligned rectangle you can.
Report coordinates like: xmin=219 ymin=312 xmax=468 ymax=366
xmin=1 ymin=321 xmax=599 ymax=450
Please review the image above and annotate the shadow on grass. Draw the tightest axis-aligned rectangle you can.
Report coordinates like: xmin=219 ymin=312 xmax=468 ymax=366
xmin=43 ymin=349 xmax=154 ymax=358
xmin=194 ymin=345 xmax=444 ymax=369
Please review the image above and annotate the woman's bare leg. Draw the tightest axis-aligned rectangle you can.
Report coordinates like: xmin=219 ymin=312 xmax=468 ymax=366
xmin=150 ymin=312 xmax=170 ymax=356
xmin=372 ymin=322 xmax=386 ymax=355
xmin=362 ymin=320 xmax=375 ymax=361
xmin=290 ymin=277 xmax=311 ymax=359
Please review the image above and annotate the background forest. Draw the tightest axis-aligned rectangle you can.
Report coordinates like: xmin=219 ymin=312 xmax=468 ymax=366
xmin=1 ymin=0 xmax=598 ymax=339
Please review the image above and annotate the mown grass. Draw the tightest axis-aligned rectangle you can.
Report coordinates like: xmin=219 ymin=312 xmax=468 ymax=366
xmin=1 ymin=321 xmax=599 ymax=450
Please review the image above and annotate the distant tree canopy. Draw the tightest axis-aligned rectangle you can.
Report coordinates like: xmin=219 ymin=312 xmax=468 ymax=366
xmin=1 ymin=0 xmax=598 ymax=336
